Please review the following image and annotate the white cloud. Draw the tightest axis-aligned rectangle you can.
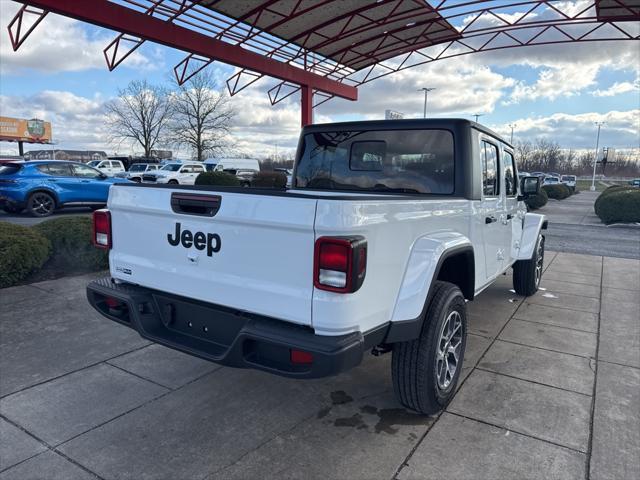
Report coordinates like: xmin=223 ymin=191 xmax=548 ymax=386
xmin=491 ymin=110 xmax=640 ymax=149
xmin=0 ymin=0 xmax=153 ymax=75
xmin=591 ymin=81 xmax=639 ymax=97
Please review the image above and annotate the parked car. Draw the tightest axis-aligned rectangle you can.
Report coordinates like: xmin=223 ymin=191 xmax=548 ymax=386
xmin=87 ymin=118 xmax=547 ymax=415
xmin=87 ymin=159 xmax=126 ymax=176
xmin=222 ymin=168 xmax=258 ymax=186
xmin=543 ymin=176 xmax=560 ymax=185
xmin=561 ymin=175 xmax=576 ymax=191
xmin=628 ymin=178 xmax=640 ymax=188
xmin=530 ymin=171 xmax=546 ymax=179
xmin=115 ymin=163 xmax=160 ymax=182
xmin=0 ymin=160 xmax=130 ymax=217
xmin=204 ymin=157 xmax=260 ymax=173
xmin=141 ymin=162 xmax=205 ymax=185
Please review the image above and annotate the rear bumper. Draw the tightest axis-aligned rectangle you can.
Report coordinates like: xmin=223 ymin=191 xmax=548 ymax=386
xmin=87 ymin=278 xmax=385 ymax=378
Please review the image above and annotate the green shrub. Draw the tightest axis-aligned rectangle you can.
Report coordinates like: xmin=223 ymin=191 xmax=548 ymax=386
xmin=34 ymin=217 xmax=107 ymax=272
xmin=594 ymin=185 xmax=631 ymax=215
xmin=595 ymin=187 xmax=640 ymax=224
xmin=525 ymin=188 xmax=548 ymax=210
xmin=0 ymin=222 xmax=50 ymax=288
xmin=251 ymin=171 xmax=287 ymax=188
xmin=195 ymin=171 xmax=240 ymax=186
xmin=542 ymin=184 xmax=571 ymax=200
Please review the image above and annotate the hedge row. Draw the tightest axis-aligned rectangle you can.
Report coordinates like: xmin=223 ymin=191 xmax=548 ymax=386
xmin=525 ymin=188 xmax=548 ymax=210
xmin=542 ymin=183 xmax=572 ymax=200
xmin=0 ymin=217 xmax=108 ymax=288
xmin=595 ymin=185 xmax=640 ymax=225
xmin=195 ymin=171 xmax=287 ymax=188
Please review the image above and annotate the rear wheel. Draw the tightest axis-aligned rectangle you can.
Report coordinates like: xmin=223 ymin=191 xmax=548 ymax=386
xmin=513 ymin=233 xmax=545 ymax=296
xmin=168 ymin=179 xmax=179 ymax=185
xmin=27 ymin=192 xmax=56 ymax=217
xmin=392 ymin=281 xmax=467 ymax=415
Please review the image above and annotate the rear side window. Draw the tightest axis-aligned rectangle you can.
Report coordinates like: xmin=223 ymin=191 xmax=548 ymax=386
xmin=0 ymin=164 xmax=22 ymax=175
xmin=504 ymin=151 xmax=517 ymax=197
xmin=36 ymin=163 xmax=73 ymax=176
xmin=296 ymin=129 xmax=455 ymax=194
xmin=481 ymin=141 xmax=499 ymax=197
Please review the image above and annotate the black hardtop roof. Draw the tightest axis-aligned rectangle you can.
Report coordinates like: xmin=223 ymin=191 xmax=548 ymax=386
xmin=302 ymin=118 xmax=511 ymax=148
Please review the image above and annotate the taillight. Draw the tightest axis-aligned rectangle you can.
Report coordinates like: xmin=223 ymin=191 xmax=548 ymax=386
xmin=314 ymin=236 xmax=367 ymax=293
xmin=92 ymin=209 xmax=112 ymax=249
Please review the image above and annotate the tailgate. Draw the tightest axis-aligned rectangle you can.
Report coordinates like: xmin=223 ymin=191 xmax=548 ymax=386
xmin=107 ymin=186 xmax=317 ymax=326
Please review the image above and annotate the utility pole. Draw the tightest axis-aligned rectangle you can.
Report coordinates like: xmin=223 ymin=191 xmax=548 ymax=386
xmin=590 ymin=122 xmax=605 ymax=191
xmin=473 ymin=113 xmax=484 ymax=123
xmin=419 ymin=87 xmax=436 ymax=118
xmin=509 ymin=124 xmax=516 ymax=144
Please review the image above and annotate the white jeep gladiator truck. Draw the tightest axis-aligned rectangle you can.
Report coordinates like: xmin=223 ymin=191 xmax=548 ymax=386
xmin=87 ymin=119 xmax=546 ymax=415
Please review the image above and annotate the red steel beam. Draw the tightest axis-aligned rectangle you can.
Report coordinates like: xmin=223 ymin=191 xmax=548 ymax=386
xmin=18 ymin=0 xmax=357 ymax=101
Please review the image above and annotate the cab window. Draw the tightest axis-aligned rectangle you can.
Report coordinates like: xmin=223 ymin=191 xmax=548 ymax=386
xmin=481 ymin=141 xmax=499 ymax=197
xmin=504 ymin=151 xmax=517 ymax=197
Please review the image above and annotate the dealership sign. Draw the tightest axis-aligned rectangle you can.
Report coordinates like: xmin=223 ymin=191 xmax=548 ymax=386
xmin=0 ymin=116 xmax=52 ymax=143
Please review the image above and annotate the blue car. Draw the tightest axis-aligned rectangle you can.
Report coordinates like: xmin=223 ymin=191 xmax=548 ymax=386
xmin=0 ymin=160 xmax=131 ymax=217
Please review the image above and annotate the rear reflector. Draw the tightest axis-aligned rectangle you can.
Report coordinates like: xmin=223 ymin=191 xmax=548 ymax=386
xmin=290 ymin=349 xmax=313 ymax=364
xmin=92 ymin=209 xmax=112 ymax=249
xmin=314 ymin=236 xmax=367 ymax=293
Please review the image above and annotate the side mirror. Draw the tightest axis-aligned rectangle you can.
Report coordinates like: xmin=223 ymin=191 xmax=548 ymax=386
xmin=99 ymin=173 xmax=108 ymax=179
xmin=519 ymin=176 xmax=540 ymax=200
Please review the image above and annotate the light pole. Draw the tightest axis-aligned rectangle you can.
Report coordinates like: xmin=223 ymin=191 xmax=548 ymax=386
xmin=419 ymin=87 xmax=436 ymax=118
xmin=473 ymin=113 xmax=484 ymax=123
xmin=590 ymin=122 xmax=605 ymax=191
xmin=509 ymin=124 xmax=516 ymax=144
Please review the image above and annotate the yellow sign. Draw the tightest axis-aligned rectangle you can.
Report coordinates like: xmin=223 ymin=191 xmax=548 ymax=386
xmin=0 ymin=116 xmax=52 ymax=143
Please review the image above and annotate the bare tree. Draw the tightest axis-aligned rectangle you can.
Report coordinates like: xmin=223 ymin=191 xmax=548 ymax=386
xmin=169 ymin=71 xmax=235 ymax=161
xmin=105 ymin=80 xmax=172 ymax=158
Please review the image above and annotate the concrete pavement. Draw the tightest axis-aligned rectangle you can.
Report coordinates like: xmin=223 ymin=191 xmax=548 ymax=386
xmin=1 ymin=253 xmax=639 ymax=479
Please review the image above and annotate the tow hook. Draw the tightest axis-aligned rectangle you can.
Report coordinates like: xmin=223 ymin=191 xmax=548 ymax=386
xmin=371 ymin=344 xmax=392 ymax=356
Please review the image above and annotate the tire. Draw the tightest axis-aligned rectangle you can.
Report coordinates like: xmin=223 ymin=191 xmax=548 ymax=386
xmin=2 ymin=205 xmax=23 ymax=214
xmin=392 ymin=281 xmax=467 ymax=415
xmin=131 ymin=177 xmax=141 ymax=183
xmin=513 ymin=233 xmax=545 ymax=296
xmin=168 ymin=179 xmax=179 ymax=185
xmin=27 ymin=191 xmax=56 ymax=217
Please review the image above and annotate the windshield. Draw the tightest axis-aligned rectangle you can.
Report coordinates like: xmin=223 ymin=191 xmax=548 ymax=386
xmin=295 ymin=129 xmax=455 ymax=194
xmin=547 ymin=178 xmax=558 ymax=183
xmin=87 ymin=161 xmax=100 ymax=167
xmin=161 ymin=163 xmax=181 ymax=171
xmin=129 ymin=164 xmax=146 ymax=172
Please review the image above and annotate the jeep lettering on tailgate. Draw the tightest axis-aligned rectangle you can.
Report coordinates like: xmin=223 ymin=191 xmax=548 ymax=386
xmin=167 ymin=222 xmax=221 ymax=257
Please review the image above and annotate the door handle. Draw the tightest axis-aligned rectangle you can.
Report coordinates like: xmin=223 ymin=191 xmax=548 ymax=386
xmin=81 ymin=179 xmax=91 ymax=183
xmin=485 ymin=216 xmax=497 ymax=224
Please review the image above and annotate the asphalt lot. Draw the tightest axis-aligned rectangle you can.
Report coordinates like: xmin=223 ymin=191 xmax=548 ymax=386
xmin=1 ymin=253 xmax=639 ymax=480
xmin=542 ymin=190 xmax=640 ymax=259
xmin=0 ymin=208 xmax=90 ymax=226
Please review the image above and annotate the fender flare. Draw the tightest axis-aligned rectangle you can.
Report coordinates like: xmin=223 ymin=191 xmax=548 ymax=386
xmin=516 ymin=213 xmax=547 ymax=260
xmin=385 ymin=233 xmax=474 ymax=343
xmin=26 ymin=187 xmax=60 ymax=207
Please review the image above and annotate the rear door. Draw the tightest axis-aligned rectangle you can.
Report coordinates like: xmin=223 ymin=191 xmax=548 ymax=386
xmin=479 ymin=139 xmax=505 ymax=279
xmin=37 ymin=162 xmax=79 ymax=200
xmin=108 ymin=186 xmax=318 ymax=326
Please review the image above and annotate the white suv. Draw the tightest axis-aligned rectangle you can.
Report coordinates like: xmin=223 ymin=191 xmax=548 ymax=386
xmin=87 ymin=159 xmax=125 ymax=176
xmin=142 ymin=162 xmax=205 ymax=185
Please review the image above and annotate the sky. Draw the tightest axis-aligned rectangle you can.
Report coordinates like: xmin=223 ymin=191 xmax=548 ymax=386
xmin=0 ymin=0 xmax=638 ymax=159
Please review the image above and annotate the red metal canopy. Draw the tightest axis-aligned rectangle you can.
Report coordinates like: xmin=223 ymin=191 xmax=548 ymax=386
xmin=7 ymin=0 xmax=640 ymax=126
